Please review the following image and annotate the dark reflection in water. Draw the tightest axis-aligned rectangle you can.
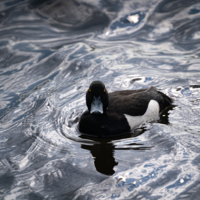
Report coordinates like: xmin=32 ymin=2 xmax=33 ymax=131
xmin=29 ymin=0 xmax=110 ymax=31
xmin=1 ymin=0 xmax=200 ymax=199
xmin=82 ymin=142 xmax=118 ymax=175
xmin=159 ymin=105 xmax=175 ymax=124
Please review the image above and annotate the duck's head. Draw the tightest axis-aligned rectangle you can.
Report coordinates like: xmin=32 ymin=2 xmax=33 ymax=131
xmin=86 ymin=81 xmax=109 ymax=114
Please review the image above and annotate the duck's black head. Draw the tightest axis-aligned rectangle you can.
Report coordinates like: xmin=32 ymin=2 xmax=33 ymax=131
xmin=86 ymin=81 xmax=109 ymax=114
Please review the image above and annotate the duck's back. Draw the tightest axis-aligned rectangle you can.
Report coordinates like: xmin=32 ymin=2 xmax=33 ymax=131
xmin=108 ymin=87 xmax=172 ymax=116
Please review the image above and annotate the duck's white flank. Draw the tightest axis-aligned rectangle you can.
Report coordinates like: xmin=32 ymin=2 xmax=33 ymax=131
xmin=124 ymin=100 xmax=160 ymax=130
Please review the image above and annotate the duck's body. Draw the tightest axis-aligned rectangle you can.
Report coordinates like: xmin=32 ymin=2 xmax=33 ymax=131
xmin=108 ymin=86 xmax=171 ymax=116
xmin=78 ymin=81 xmax=172 ymax=137
xmin=79 ymin=111 xmax=130 ymax=136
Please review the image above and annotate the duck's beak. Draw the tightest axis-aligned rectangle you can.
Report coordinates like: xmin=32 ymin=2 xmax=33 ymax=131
xmin=90 ymin=96 xmax=103 ymax=114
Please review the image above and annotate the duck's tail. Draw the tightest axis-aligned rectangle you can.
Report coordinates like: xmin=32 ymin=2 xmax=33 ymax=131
xmin=157 ymin=91 xmax=173 ymax=112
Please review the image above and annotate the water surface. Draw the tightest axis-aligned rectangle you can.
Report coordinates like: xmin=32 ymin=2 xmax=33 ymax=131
xmin=0 ymin=0 xmax=200 ymax=199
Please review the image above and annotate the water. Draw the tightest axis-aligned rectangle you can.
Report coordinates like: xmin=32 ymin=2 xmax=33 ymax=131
xmin=0 ymin=0 xmax=200 ymax=199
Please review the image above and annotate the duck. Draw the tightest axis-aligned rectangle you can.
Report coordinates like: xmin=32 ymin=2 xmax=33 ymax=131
xmin=78 ymin=81 xmax=172 ymax=137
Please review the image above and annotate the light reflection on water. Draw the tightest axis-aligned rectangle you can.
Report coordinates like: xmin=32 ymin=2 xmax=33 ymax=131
xmin=0 ymin=0 xmax=200 ymax=199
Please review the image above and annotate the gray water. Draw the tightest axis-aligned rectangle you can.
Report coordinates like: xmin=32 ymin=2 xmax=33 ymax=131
xmin=0 ymin=0 xmax=200 ymax=199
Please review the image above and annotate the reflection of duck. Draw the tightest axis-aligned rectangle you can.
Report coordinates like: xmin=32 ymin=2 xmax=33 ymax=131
xmin=80 ymin=133 xmax=151 ymax=175
xmin=81 ymin=142 xmax=117 ymax=176
xmin=78 ymin=81 xmax=172 ymax=137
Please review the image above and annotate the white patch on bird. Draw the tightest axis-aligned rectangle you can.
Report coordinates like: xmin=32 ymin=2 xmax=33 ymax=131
xmin=124 ymin=100 xmax=160 ymax=130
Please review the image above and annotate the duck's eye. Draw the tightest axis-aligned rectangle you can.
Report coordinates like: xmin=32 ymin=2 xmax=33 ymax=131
xmin=89 ymin=88 xmax=91 ymax=92
xmin=104 ymin=88 xmax=106 ymax=92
